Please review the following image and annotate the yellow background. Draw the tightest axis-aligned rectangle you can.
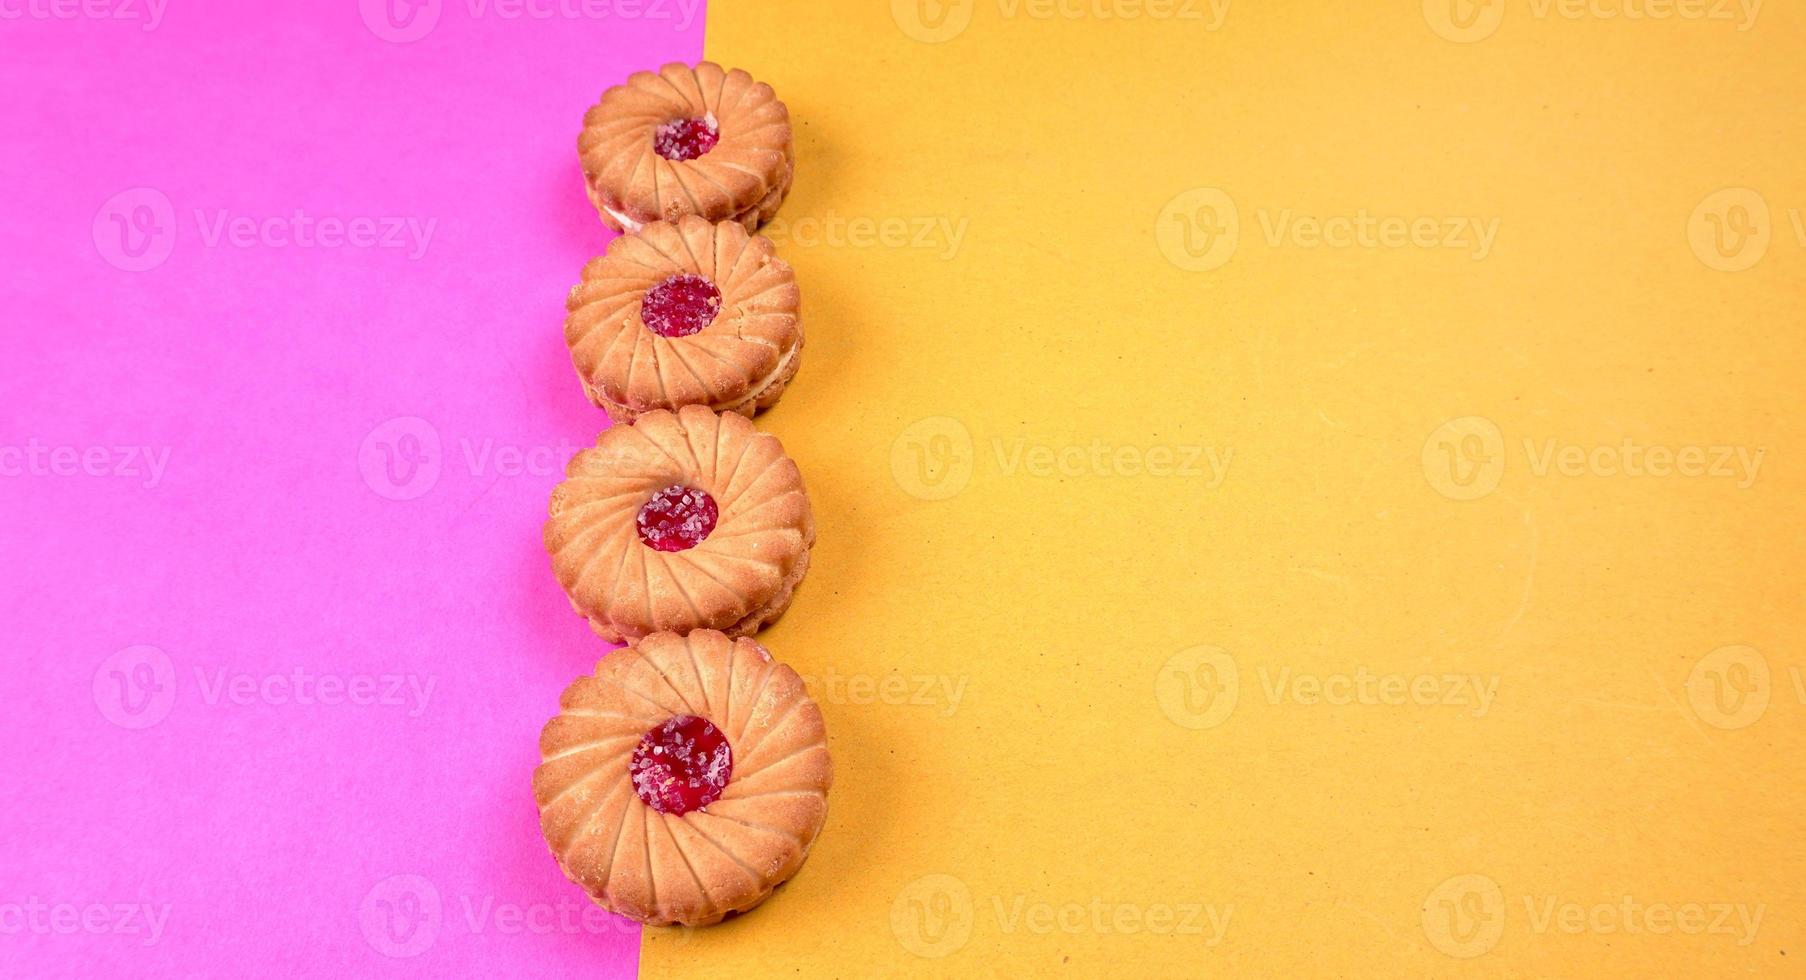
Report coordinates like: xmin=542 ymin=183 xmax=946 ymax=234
xmin=647 ymin=0 xmax=1806 ymax=974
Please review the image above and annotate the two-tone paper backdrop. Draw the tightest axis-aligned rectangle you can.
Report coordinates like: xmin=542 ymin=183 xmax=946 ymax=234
xmin=3 ymin=1 xmax=1802 ymax=977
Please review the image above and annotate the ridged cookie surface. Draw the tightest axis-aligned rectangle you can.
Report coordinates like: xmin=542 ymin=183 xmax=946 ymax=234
xmin=534 ymin=631 xmax=832 ymax=927
xmin=565 ymin=217 xmax=802 ymax=422
xmin=545 ymin=406 xmax=813 ymax=643
xmin=580 ymin=62 xmax=793 ymax=232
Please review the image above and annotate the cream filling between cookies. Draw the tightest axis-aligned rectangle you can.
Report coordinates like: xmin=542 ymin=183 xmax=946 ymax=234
xmin=592 ymin=156 xmax=788 ymax=235
xmin=607 ymin=199 xmax=766 ymax=234
xmin=590 ymin=342 xmax=799 ymax=418
xmin=714 ymin=342 xmax=800 ymax=414
xmin=601 ymin=202 xmax=646 ymax=234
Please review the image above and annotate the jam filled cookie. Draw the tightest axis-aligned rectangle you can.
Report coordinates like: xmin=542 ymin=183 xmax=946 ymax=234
xmin=534 ymin=630 xmax=832 ymax=927
xmin=545 ymin=406 xmax=813 ymax=643
xmin=565 ymin=216 xmax=803 ymax=423
xmin=580 ymin=62 xmax=793 ymax=234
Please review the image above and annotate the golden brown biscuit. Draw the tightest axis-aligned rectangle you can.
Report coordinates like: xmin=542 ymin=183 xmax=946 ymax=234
xmin=565 ymin=216 xmax=803 ymax=423
xmin=580 ymin=62 xmax=793 ymax=233
xmin=533 ymin=631 xmax=832 ymax=927
xmin=545 ymin=406 xmax=813 ymax=643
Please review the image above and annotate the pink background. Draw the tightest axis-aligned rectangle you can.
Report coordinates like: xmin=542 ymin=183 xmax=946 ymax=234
xmin=1 ymin=1 xmax=703 ymax=975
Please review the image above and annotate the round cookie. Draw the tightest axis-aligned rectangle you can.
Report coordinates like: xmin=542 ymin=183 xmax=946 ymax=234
xmin=580 ymin=62 xmax=793 ymax=233
xmin=544 ymin=406 xmax=813 ymax=643
xmin=533 ymin=630 xmax=832 ymax=927
xmin=565 ymin=216 xmax=803 ymax=423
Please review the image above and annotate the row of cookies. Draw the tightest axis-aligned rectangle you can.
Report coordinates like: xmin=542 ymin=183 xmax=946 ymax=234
xmin=532 ymin=64 xmax=833 ymax=929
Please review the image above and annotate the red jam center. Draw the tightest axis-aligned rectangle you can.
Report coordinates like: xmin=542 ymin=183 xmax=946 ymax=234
xmin=630 ymin=715 xmax=732 ymax=815
xmin=652 ymin=116 xmax=719 ymax=161
xmin=640 ymin=274 xmax=722 ymax=338
xmin=635 ymin=484 xmax=718 ymax=552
